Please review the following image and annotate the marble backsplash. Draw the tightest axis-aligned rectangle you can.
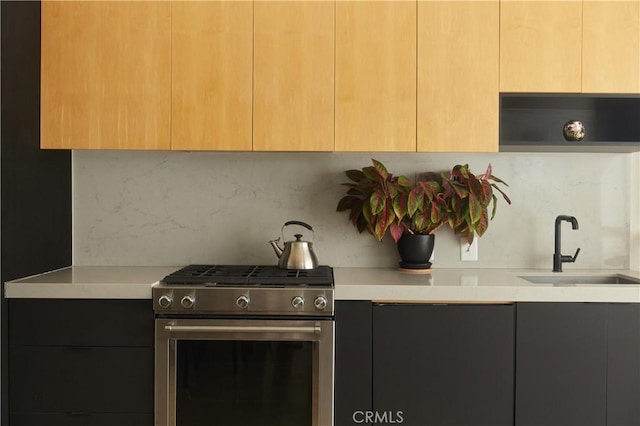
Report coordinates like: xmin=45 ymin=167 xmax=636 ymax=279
xmin=73 ymin=151 xmax=635 ymax=270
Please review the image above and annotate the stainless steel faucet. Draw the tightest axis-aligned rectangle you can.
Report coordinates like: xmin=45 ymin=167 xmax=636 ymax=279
xmin=553 ymin=215 xmax=580 ymax=272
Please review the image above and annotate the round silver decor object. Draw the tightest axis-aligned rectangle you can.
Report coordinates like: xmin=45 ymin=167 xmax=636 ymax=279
xmin=563 ymin=120 xmax=586 ymax=142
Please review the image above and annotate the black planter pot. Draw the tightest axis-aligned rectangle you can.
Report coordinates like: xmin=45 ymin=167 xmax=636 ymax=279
xmin=396 ymin=233 xmax=435 ymax=269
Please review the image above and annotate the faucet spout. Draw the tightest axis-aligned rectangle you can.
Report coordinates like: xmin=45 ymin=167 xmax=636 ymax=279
xmin=553 ymin=215 xmax=580 ymax=272
xmin=556 ymin=215 xmax=578 ymax=230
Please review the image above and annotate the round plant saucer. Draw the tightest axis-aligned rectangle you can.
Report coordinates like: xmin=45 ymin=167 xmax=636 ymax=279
xmin=397 ymin=267 xmax=433 ymax=274
xmin=397 ymin=261 xmax=433 ymax=274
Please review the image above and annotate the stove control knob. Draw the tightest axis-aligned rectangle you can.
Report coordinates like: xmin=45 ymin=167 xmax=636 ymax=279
xmin=158 ymin=295 xmax=173 ymax=309
xmin=236 ymin=295 xmax=250 ymax=310
xmin=291 ymin=296 xmax=305 ymax=310
xmin=181 ymin=295 xmax=195 ymax=309
xmin=314 ymin=296 xmax=328 ymax=311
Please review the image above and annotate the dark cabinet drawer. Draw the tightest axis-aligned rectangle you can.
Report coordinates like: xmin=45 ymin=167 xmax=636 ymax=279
xmin=9 ymin=299 xmax=153 ymax=347
xmin=10 ymin=411 xmax=153 ymax=426
xmin=9 ymin=346 xmax=153 ymax=413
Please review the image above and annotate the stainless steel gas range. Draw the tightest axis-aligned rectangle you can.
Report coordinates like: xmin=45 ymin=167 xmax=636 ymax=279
xmin=153 ymin=265 xmax=335 ymax=426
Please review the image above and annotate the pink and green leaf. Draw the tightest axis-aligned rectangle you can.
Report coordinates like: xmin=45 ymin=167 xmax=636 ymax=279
xmin=476 ymin=208 xmax=489 ymax=237
xmin=430 ymin=200 xmax=441 ymax=223
xmin=362 ymin=166 xmax=382 ymax=183
xmin=369 ymin=190 xmax=386 ymax=215
xmin=337 ymin=195 xmax=359 ymax=212
xmin=389 ymin=223 xmax=404 ymax=243
xmin=396 ymin=175 xmax=411 ymax=188
xmin=345 ymin=169 xmax=366 ymax=182
xmin=451 ymin=182 xmax=469 ymax=199
xmin=478 ymin=163 xmax=492 ymax=180
xmin=361 ymin=201 xmax=372 ymax=224
xmin=393 ymin=192 xmax=408 ymax=219
xmin=491 ymin=194 xmax=498 ymax=220
xmin=413 ymin=211 xmax=427 ymax=232
xmin=480 ymin=180 xmax=493 ymax=205
xmin=407 ymin=187 xmax=424 ymax=217
xmin=468 ymin=192 xmax=482 ymax=225
xmin=469 ymin=176 xmax=483 ymax=200
xmin=491 ymin=183 xmax=511 ymax=204
xmin=371 ymin=159 xmax=389 ymax=180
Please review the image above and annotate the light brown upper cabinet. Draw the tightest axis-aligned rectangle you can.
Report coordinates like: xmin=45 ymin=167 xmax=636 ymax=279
xmin=500 ymin=1 xmax=582 ymax=93
xmin=335 ymin=1 xmax=417 ymax=152
xmin=172 ymin=2 xmax=253 ymax=151
xmin=41 ymin=1 xmax=171 ymax=149
xmin=582 ymin=0 xmax=640 ymax=93
xmin=418 ymin=1 xmax=499 ymax=152
xmin=253 ymin=1 xmax=334 ymax=152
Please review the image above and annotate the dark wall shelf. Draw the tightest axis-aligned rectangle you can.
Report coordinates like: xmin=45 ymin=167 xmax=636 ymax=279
xmin=500 ymin=94 xmax=640 ymax=152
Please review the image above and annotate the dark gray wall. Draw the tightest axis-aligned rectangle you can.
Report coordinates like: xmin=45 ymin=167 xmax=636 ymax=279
xmin=1 ymin=2 xmax=72 ymax=424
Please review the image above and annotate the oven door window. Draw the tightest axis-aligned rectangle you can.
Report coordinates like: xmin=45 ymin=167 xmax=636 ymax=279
xmin=176 ymin=340 xmax=313 ymax=426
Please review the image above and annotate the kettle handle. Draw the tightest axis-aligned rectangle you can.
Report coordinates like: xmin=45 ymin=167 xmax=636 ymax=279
xmin=282 ymin=221 xmax=314 ymax=241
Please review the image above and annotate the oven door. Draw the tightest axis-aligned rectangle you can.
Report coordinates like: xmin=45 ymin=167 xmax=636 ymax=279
xmin=155 ymin=318 xmax=334 ymax=426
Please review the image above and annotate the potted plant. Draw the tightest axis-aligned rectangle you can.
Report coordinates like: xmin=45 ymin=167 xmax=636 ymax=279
xmin=336 ymin=159 xmax=448 ymax=267
xmin=336 ymin=159 xmax=511 ymax=267
xmin=434 ymin=163 xmax=511 ymax=245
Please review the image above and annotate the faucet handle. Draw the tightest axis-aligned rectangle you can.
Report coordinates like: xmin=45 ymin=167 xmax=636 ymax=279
xmin=571 ymin=248 xmax=581 ymax=262
xmin=560 ymin=248 xmax=581 ymax=264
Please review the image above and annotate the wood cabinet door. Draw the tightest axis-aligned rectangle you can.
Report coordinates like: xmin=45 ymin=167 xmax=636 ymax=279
xmin=500 ymin=1 xmax=582 ymax=93
xmin=172 ymin=2 xmax=252 ymax=151
xmin=40 ymin=1 xmax=171 ymax=150
xmin=583 ymin=0 xmax=640 ymax=93
xmin=254 ymin=1 xmax=334 ymax=152
xmin=418 ymin=1 xmax=499 ymax=152
xmin=373 ymin=303 xmax=514 ymax=426
xmin=335 ymin=1 xmax=416 ymax=152
xmin=515 ymin=303 xmax=607 ymax=426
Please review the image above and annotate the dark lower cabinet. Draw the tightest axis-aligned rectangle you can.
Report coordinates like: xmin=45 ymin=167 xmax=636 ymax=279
xmin=10 ymin=412 xmax=153 ymax=426
xmin=8 ymin=299 xmax=154 ymax=425
xmin=10 ymin=346 xmax=153 ymax=413
xmin=515 ymin=302 xmax=640 ymax=426
xmin=372 ymin=303 xmax=515 ymax=426
xmin=606 ymin=304 xmax=640 ymax=426
xmin=515 ymin=303 xmax=608 ymax=426
xmin=334 ymin=300 xmax=639 ymax=426
xmin=335 ymin=301 xmax=372 ymax=426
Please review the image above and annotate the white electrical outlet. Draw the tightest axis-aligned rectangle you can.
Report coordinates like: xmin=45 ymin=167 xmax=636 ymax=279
xmin=460 ymin=237 xmax=478 ymax=261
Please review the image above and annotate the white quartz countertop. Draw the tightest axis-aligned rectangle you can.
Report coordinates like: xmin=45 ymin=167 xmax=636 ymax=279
xmin=4 ymin=266 xmax=640 ymax=303
xmin=334 ymin=268 xmax=640 ymax=303
xmin=3 ymin=266 xmax=180 ymax=299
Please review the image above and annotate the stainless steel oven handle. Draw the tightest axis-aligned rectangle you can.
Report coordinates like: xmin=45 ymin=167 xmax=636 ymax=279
xmin=164 ymin=324 xmax=321 ymax=334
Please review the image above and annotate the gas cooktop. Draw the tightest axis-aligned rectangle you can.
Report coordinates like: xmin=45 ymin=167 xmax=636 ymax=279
xmin=160 ymin=264 xmax=334 ymax=287
xmin=155 ymin=265 xmax=334 ymax=316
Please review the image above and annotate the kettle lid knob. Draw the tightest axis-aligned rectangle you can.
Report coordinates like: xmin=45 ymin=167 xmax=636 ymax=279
xmin=294 ymin=234 xmax=303 ymax=241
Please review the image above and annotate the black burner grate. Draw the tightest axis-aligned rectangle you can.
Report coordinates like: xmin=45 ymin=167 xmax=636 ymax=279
xmin=161 ymin=265 xmax=333 ymax=287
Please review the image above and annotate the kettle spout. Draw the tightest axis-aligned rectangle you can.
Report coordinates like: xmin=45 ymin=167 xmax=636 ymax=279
xmin=269 ymin=238 xmax=284 ymax=258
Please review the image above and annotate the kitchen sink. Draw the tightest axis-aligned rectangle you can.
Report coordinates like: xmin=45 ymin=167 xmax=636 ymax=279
xmin=518 ymin=274 xmax=640 ymax=285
